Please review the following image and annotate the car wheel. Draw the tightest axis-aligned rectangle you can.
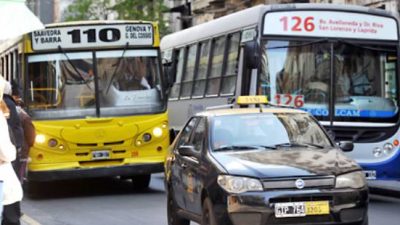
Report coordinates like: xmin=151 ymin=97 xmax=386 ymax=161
xmin=131 ymin=174 xmax=151 ymax=191
xmin=167 ymin=191 xmax=190 ymax=225
xmin=202 ymin=197 xmax=217 ymax=225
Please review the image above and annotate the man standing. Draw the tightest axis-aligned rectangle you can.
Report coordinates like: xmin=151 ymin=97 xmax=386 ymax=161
xmin=11 ymin=81 xmax=35 ymax=183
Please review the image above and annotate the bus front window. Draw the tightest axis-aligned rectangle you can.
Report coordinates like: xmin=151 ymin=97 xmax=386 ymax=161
xmin=261 ymin=40 xmax=399 ymax=123
xmin=261 ymin=40 xmax=331 ymax=121
xmin=96 ymin=50 xmax=164 ymax=116
xmin=27 ymin=53 xmax=96 ymax=119
xmin=334 ymin=43 xmax=398 ymax=122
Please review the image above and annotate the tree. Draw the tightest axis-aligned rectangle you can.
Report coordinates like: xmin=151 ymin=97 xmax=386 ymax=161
xmin=64 ymin=0 xmax=113 ymax=21
xmin=63 ymin=0 xmax=169 ymax=36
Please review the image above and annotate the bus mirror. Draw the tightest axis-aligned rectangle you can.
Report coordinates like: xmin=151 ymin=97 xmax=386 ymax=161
xmin=163 ymin=65 xmax=174 ymax=90
xmin=243 ymin=40 xmax=260 ymax=69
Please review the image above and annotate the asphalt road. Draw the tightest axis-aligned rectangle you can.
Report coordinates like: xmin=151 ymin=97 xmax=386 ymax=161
xmin=21 ymin=174 xmax=400 ymax=225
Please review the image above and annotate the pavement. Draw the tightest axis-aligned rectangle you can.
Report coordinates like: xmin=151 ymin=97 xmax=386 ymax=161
xmin=368 ymin=180 xmax=400 ymax=198
xmin=19 ymin=179 xmax=398 ymax=225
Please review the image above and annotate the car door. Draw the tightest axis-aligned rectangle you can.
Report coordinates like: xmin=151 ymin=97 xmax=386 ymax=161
xmin=171 ymin=117 xmax=199 ymax=210
xmin=182 ymin=117 xmax=206 ymax=214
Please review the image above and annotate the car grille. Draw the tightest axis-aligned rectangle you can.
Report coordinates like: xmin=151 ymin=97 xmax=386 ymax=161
xmin=262 ymin=176 xmax=335 ymax=190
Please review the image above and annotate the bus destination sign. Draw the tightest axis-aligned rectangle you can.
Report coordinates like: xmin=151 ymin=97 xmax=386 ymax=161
xmin=263 ymin=11 xmax=398 ymax=41
xmin=31 ymin=23 xmax=154 ymax=51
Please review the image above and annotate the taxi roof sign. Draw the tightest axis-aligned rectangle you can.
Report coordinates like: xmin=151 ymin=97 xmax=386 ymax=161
xmin=237 ymin=96 xmax=268 ymax=105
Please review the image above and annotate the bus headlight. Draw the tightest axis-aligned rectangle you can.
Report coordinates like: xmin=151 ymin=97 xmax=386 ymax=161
xmin=152 ymin=127 xmax=163 ymax=137
xmin=217 ymin=175 xmax=263 ymax=194
xmin=335 ymin=171 xmax=366 ymax=189
xmin=372 ymin=147 xmax=382 ymax=157
xmin=383 ymin=143 xmax=394 ymax=155
xmin=35 ymin=134 xmax=46 ymax=144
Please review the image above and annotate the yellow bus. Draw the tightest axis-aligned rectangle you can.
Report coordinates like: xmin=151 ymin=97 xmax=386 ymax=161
xmin=0 ymin=21 xmax=170 ymax=191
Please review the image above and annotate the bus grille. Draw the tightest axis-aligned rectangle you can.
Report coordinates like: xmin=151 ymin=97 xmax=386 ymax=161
xmin=325 ymin=126 xmax=397 ymax=143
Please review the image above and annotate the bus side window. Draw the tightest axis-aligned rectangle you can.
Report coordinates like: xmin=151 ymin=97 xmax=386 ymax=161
xmin=181 ymin=44 xmax=198 ymax=98
xmin=169 ymin=48 xmax=186 ymax=100
xmin=193 ymin=40 xmax=211 ymax=98
xmin=221 ymin=32 xmax=240 ymax=95
xmin=206 ymin=36 xmax=225 ymax=96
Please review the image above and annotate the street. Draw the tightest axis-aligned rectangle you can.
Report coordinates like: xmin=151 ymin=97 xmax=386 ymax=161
xmin=21 ymin=174 xmax=400 ymax=225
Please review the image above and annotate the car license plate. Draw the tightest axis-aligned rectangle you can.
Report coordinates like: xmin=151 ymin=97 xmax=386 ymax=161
xmin=275 ymin=201 xmax=329 ymax=218
xmin=92 ymin=150 xmax=110 ymax=160
xmin=363 ymin=170 xmax=376 ymax=180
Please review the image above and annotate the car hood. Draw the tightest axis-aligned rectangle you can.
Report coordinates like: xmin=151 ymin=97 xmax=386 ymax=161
xmin=211 ymin=148 xmax=360 ymax=178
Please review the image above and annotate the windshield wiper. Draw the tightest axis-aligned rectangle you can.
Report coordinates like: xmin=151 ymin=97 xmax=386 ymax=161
xmin=267 ymin=38 xmax=329 ymax=50
xmin=274 ymin=142 xmax=324 ymax=149
xmin=213 ymin=145 xmax=260 ymax=152
xmin=105 ymin=42 xmax=129 ymax=94
xmin=58 ymin=45 xmax=92 ymax=91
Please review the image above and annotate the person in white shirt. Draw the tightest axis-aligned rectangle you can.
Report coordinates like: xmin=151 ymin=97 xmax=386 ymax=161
xmin=0 ymin=76 xmax=23 ymax=225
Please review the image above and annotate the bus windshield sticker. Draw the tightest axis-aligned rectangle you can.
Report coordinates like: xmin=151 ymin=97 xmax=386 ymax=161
xmin=241 ymin=28 xmax=257 ymax=43
xmin=32 ymin=23 xmax=154 ymax=51
xmin=263 ymin=11 xmax=398 ymax=41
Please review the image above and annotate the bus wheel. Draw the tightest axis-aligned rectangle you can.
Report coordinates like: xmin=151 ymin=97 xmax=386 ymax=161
xmin=23 ymin=180 xmax=40 ymax=198
xmin=131 ymin=174 xmax=151 ymax=191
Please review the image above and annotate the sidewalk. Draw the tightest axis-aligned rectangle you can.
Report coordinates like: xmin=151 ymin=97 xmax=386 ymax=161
xmin=368 ymin=180 xmax=400 ymax=198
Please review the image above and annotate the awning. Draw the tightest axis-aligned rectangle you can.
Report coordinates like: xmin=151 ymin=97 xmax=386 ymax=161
xmin=0 ymin=0 xmax=44 ymax=41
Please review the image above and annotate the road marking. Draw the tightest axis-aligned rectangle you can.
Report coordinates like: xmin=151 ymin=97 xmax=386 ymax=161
xmin=21 ymin=214 xmax=41 ymax=225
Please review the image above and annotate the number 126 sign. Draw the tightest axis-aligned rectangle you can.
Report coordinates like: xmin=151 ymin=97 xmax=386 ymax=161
xmin=274 ymin=94 xmax=304 ymax=108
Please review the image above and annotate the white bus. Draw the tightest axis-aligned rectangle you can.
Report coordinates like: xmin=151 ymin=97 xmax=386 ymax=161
xmin=161 ymin=4 xmax=400 ymax=180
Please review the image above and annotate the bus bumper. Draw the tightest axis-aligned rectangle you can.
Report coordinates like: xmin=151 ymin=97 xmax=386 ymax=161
xmin=27 ymin=162 xmax=164 ymax=181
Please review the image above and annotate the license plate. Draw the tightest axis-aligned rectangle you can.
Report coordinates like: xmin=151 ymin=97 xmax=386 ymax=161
xmin=275 ymin=201 xmax=329 ymax=218
xmin=363 ymin=170 xmax=376 ymax=180
xmin=92 ymin=150 xmax=110 ymax=160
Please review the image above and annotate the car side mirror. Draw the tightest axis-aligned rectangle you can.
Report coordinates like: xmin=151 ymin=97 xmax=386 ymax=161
xmin=178 ymin=145 xmax=197 ymax=157
xmin=339 ymin=141 xmax=354 ymax=152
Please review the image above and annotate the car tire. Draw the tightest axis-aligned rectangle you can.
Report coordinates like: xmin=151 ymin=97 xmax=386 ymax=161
xmin=167 ymin=191 xmax=190 ymax=225
xmin=202 ymin=197 xmax=218 ymax=225
xmin=131 ymin=174 xmax=151 ymax=191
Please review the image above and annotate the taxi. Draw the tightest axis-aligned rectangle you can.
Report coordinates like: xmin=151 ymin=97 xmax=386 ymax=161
xmin=165 ymin=96 xmax=368 ymax=225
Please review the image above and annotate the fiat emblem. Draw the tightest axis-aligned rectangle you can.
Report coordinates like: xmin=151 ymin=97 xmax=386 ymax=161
xmin=295 ymin=179 xmax=305 ymax=189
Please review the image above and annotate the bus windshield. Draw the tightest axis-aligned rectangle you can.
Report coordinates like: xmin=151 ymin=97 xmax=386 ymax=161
xmin=260 ymin=40 xmax=398 ymax=123
xmin=27 ymin=49 xmax=164 ymax=119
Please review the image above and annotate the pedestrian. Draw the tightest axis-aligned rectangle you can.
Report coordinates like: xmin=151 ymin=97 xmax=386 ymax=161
xmin=2 ymin=81 xmax=24 ymax=176
xmin=0 ymin=76 xmax=23 ymax=225
xmin=11 ymin=81 xmax=36 ymax=183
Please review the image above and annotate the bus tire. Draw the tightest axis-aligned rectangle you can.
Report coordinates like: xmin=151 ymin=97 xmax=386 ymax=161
xmin=131 ymin=174 xmax=151 ymax=191
xmin=23 ymin=180 xmax=40 ymax=198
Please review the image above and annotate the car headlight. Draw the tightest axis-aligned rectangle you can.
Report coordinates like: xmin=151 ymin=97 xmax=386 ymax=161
xmin=335 ymin=171 xmax=366 ymax=189
xmin=217 ymin=175 xmax=263 ymax=194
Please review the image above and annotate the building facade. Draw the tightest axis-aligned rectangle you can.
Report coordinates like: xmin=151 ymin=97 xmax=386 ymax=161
xmin=164 ymin=0 xmax=400 ymax=32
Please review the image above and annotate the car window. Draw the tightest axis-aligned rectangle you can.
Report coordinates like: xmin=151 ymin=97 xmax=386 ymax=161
xmin=191 ymin=118 xmax=206 ymax=152
xmin=176 ymin=117 xmax=199 ymax=147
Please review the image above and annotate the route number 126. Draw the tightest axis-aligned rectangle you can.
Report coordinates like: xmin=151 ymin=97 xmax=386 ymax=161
xmin=280 ymin=16 xmax=315 ymax=32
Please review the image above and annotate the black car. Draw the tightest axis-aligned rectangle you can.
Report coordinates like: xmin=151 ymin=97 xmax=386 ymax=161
xmin=165 ymin=106 xmax=368 ymax=225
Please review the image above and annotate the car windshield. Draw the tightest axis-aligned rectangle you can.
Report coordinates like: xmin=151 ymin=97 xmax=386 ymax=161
xmin=211 ymin=113 xmax=332 ymax=151
xmin=27 ymin=50 xmax=164 ymax=119
xmin=259 ymin=40 xmax=398 ymax=123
